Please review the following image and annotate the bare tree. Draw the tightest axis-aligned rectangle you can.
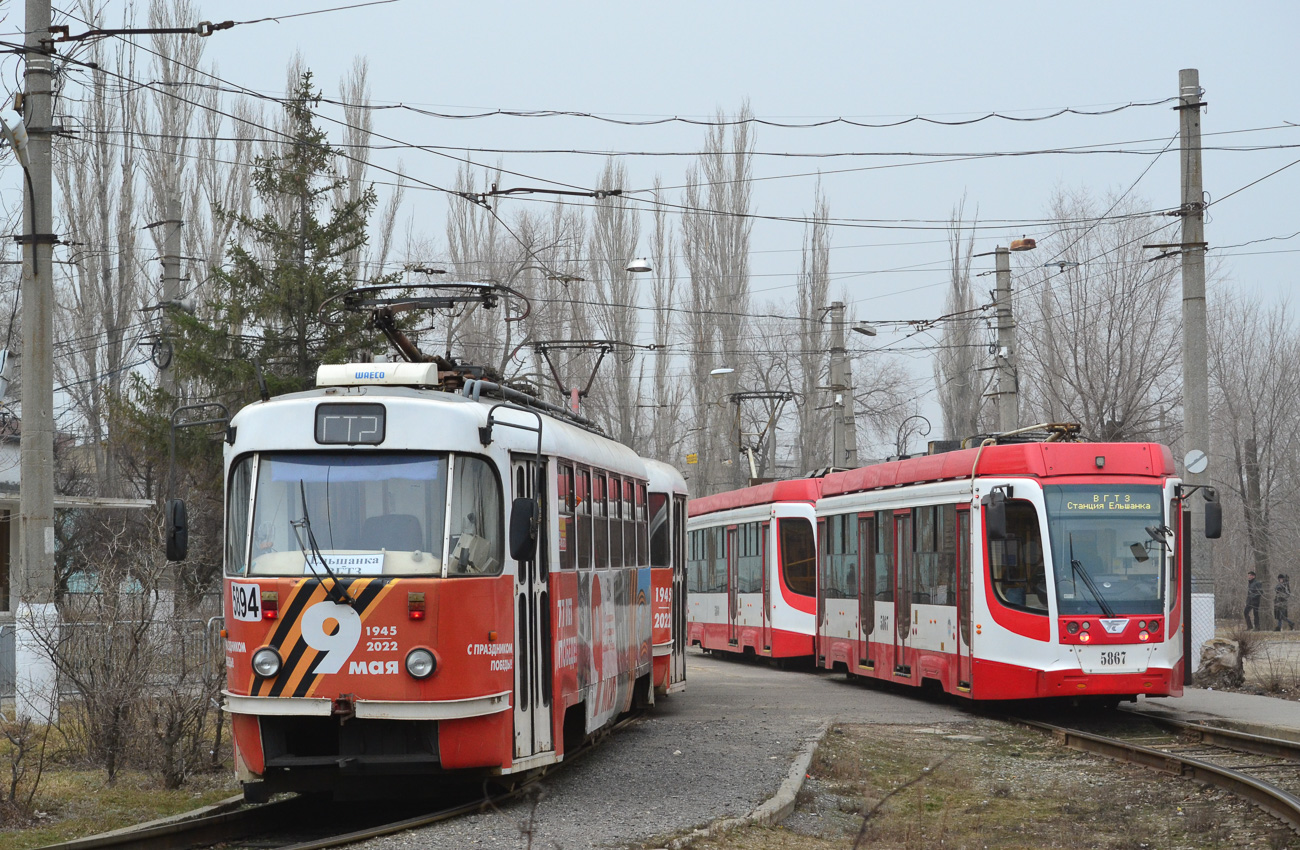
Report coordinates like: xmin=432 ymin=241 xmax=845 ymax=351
xmin=646 ymin=178 xmax=686 ymax=464
xmin=54 ymin=1 xmax=149 ymax=498
xmin=681 ymin=104 xmax=754 ymax=493
xmin=1209 ymin=295 xmax=1300 ymax=611
xmin=586 ymin=159 xmax=640 ymax=446
xmin=1016 ymin=190 xmax=1181 ymax=440
xmin=933 ymin=199 xmax=986 ymax=442
xmin=795 ymin=184 xmax=830 ymax=473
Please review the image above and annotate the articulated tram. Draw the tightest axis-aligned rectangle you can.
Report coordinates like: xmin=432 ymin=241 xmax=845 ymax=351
xmin=686 ymin=479 xmax=823 ymax=659
xmin=688 ymin=440 xmax=1219 ymax=703
xmin=210 ymin=362 xmax=687 ymax=799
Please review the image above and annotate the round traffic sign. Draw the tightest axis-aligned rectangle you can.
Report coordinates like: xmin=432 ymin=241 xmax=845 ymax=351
xmin=1184 ymin=449 xmax=1208 ymax=475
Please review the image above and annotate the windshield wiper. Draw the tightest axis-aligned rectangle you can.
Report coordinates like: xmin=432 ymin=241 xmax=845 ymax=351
xmin=1068 ymin=533 xmax=1115 ymax=618
xmin=291 ymin=480 xmax=353 ymax=606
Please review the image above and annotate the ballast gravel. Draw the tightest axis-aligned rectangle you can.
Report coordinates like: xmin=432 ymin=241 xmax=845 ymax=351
xmin=355 ymin=651 xmax=967 ymax=850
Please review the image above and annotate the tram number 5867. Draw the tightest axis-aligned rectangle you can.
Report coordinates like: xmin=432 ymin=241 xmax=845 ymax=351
xmin=1099 ymin=651 xmax=1127 ymax=666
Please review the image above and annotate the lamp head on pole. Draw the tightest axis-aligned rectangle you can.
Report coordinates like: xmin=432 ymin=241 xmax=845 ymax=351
xmin=625 ymin=258 xmax=652 ymax=274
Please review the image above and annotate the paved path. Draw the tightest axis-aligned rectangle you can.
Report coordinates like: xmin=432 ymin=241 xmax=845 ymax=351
xmin=359 ymin=650 xmax=969 ymax=850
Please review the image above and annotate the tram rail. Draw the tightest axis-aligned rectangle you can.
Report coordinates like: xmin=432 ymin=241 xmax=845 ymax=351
xmin=37 ymin=713 xmax=643 ymax=850
xmin=1013 ymin=712 xmax=1300 ymax=834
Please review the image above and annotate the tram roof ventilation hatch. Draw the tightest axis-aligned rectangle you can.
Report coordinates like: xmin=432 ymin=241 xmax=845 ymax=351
xmin=317 ymin=362 xmax=441 ymax=388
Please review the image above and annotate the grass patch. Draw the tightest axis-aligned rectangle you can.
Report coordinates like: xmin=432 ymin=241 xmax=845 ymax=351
xmin=0 ymin=767 xmax=237 ymax=850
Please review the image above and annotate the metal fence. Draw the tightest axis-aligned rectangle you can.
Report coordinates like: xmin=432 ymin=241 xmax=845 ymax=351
xmin=0 ymin=615 xmax=224 ymax=703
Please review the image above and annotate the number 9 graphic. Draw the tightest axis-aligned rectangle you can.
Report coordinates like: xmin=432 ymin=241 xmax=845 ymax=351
xmin=301 ymin=601 xmax=362 ymax=674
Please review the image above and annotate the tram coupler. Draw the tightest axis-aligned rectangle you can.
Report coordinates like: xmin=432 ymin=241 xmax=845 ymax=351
xmin=333 ymin=693 xmax=356 ymax=723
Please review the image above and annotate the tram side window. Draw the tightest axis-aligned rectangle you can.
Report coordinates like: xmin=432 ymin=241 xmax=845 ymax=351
xmin=687 ymin=530 xmax=701 ymax=591
xmin=936 ymin=503 xmax=956 ymax=605
xmin=912 ymin=506 xmax=935 ymax=604
xmin=626 ymin=480 xmax=639 ymax=566
xmin=636 ymin=483 xmax=649 ymax=566
xmin=448 ymin=456 xmax=504 ymax=576
xmin=593 ymin=474 xmax=609 ymax=569
xmin=557 ymin=463 xmax=575 ymax=570
xmin=225 ymin=456 xmax=253 ymax=575
xmin=831 ymin=514 xmax=858 ymax=598
xmin=577 ymin=470 xmax=591 ymax=570
xmin=649 ymin=492 xmax=670 ymax=567
xmin=988 ymin=500 xmax=1048 ymax=613
xmin=608 ymin=475 xmax=624 ymax=569
xmin=780 ymin=518 xmax=816 ymax=597
xmin=874 ymin=511 xmax=894 ymax=602
xmin=709 ymin=527 xmax=727 ymax=592
xmin=737 ymin=522 xmax=762 ymax=593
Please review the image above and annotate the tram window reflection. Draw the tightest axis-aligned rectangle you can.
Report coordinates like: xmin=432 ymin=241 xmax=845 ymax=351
xmin=987 ymin=500 xmax=1048 ymax=613
xmin=780 ymin=518 xmax=816 ymax=597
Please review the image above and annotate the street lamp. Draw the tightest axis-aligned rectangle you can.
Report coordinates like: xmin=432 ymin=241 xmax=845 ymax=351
xmin=852 ymin=322 xmax=876 ymax=337
xmin=625 ymin=258 xmax=652 ymax=274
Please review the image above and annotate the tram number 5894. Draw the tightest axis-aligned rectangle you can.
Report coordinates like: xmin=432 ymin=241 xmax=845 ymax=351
xmin=230 ymin=583 xmax=261 ymax=622
xmin=1099 ymin=650 xmax=1127 ymax=666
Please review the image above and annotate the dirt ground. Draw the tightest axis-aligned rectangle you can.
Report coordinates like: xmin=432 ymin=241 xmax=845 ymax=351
xmin=661 ymin=719 xmax=1300 ymax=850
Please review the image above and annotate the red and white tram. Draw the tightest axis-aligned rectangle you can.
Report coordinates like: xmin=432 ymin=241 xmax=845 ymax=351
xmin=646 ymin=460 xmax=690 ymax=694
xmin=816 ymin=440 xmax=1217 ymax=702
xmin=685 ymin=479 xmax=823 ymax=659
xmin=208 ymin=362 xmax=687 ymax=799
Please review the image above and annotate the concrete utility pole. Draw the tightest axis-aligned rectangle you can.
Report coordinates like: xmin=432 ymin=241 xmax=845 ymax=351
xmin=827 ymin=301 xmax=859 ymax=468
xmin=993 ymin=247 xmax=1018 ymax=432
xmin=16 ymin=0 xmax=58 ymax=721
xmin=1179 ymin=68 xmax=1214 ymax=667
xmin=159 ymin=196 xmax=183 ymax=397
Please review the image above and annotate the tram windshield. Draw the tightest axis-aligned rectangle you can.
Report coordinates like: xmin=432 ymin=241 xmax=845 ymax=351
xmin=1043 ymin=484 xmax=1166 ymax=616
xmin=226 ymin=451 xmax=503 ymax=577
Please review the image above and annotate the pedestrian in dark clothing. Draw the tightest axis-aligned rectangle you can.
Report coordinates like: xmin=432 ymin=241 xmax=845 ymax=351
xmin=1244 ymin=571 xmax=1263 ymax=630
xmin=1276 ymin=573 xmax=1294 ymax=631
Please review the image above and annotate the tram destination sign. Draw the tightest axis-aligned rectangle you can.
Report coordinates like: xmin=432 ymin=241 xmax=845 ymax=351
xmin=315 ymin=402 xmax=386 ymax=445
xmin=1060 ymin=489 xmax=1157 ymax=513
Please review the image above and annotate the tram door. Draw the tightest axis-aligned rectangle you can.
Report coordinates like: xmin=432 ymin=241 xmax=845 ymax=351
xmin=857 ymin=514 xmax=875 ymax=670
xmin=816 ymin=517 xmax=830 ymax=664
xmin=727 ymin=526 xmax=739 ymax=646
xmin=760 ymin=520 xmax=772 ymax=653
xmin=511 ymin=456 xmax=553 ymax=759
xmin=893 ymin=510 xmax=913 ymax=677
xmin=671 ymin=495 xmax=688 ymax=686
xmin=956 ymin=507 xmax=972 ymax=689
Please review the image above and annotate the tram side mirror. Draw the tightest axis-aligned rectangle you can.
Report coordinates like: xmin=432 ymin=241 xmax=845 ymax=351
xmin=509 ymin=497 xmax=538 ymax=562
xmin=1130 ymin=542 xmax=1150 ymax=562
xmin=1204 ymin=491 xmax=1222 ymax=539
xmin=165 ymin=498 xmax=188 ymax=562
xmin=982 ymin=491 xmax=1007 ymax=541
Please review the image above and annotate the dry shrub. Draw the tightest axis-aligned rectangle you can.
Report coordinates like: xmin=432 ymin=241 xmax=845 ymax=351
xmin=0 ymin=712 xmax=53 ymax=825
xmin=1225 ymin=623 xmax=1263 ymax=662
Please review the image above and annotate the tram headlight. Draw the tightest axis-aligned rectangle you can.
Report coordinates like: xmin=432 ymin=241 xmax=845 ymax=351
xmin=1139 ymin=631 xmax=1150 ymax=642
xmin=1066 ymin=621 xmax=1080 ymax=635
xmin=1138 ymin=620 xmax=1147 ymax=630
xmin=406 ymin=648 xmax=437 ymax=679
xmin=252 ymin=647 xmax=282 ymax=678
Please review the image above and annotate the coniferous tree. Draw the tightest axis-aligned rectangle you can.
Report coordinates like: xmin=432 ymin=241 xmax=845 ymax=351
xmin=174 ymin=70 xmax=394 ymax=407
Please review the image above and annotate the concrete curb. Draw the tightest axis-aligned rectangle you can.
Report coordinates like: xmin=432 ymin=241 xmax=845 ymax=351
xmin=664 ymin=722 xmax=829 ymax=849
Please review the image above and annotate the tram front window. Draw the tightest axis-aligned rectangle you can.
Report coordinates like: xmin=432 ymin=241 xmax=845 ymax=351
xmin=1043 ymin=485 xmax=1165 ymax=616
xmin=228 ymin=451 xmax=503 ymax=577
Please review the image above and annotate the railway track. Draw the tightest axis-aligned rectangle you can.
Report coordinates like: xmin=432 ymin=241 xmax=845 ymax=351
xmin=38 ymin=713 xmax=643 ymax=850
xmin=1013 ymin=711 xmax=1300 ymax=834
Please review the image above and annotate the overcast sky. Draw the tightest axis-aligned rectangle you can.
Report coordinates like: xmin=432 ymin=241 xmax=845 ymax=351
xmin=29 ymin=1 xmax=1300 ymax=453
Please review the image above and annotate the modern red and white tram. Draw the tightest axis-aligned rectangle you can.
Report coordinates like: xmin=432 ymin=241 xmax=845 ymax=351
xmin=815 ymin=440 xmax=1218 ymax=702
xmin=685 ymin=479 xmax=823 ymax=659
xmin=205 ymin=362 xmax=687 ymax=799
